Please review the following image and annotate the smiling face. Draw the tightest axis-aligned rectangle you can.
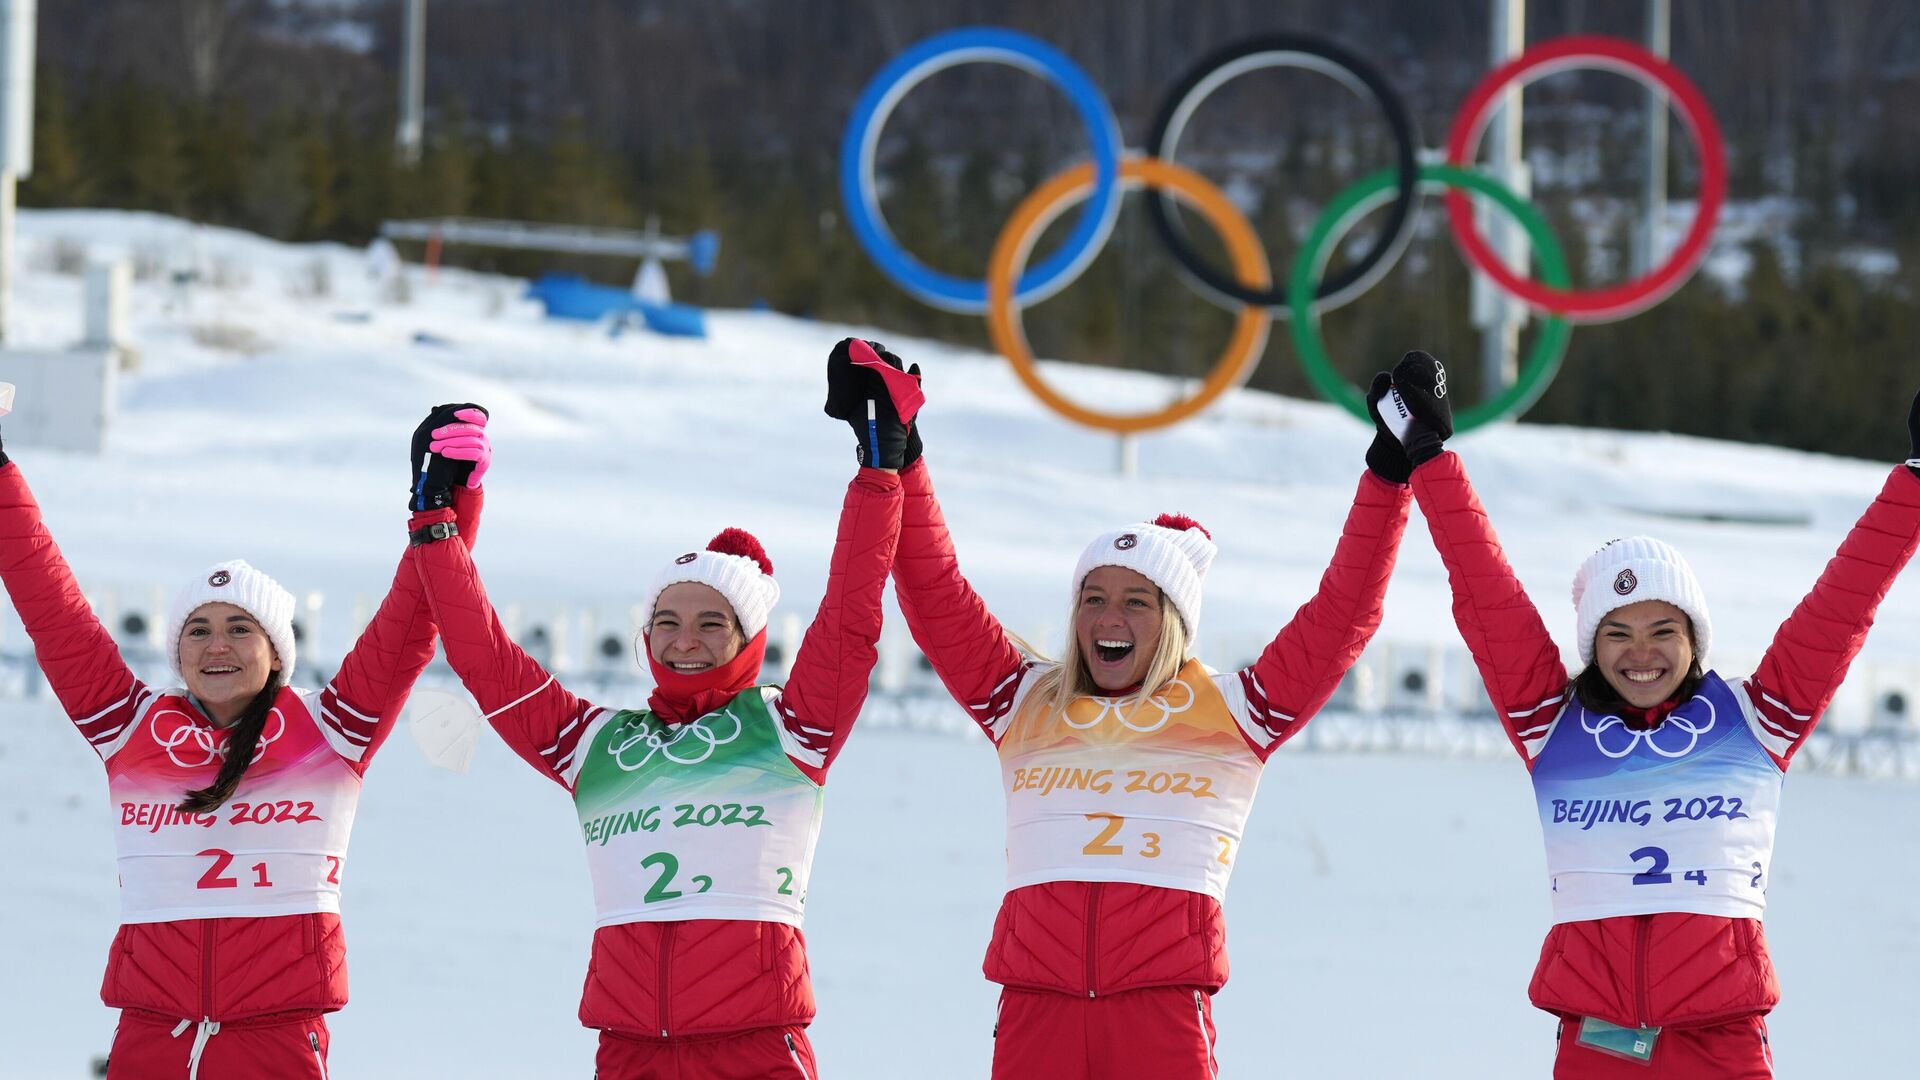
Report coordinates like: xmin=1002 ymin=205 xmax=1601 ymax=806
xmin=1074 ymin=565 xmax=1165 ymax=693
xmin=178 ymin=602 xmax=280 ymax=725
xmin=1592 ymin=599 xmax=1696 ymax=709
xmin=648 ymin=582 xmax=747 ymax=674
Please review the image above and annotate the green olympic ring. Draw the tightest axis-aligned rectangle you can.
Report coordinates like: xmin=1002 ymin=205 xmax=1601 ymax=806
xmin=1289 ymin=163 xmax=1573 ymax=433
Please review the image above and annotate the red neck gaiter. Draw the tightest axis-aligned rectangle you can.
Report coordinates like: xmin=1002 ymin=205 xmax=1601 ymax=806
xmin=1621 ymin=687 xmax=1691 ymax=730
xmin=645 ymin=629 xmax=767 ymax=726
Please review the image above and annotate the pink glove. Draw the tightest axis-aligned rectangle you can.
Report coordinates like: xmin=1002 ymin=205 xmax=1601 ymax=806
xmin=429 ymin=407 xmax=491 ymax=490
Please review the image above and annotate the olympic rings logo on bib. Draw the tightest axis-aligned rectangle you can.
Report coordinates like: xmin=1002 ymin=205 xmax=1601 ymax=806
xmin=842 ymin=29 xmax=1723 ymax=435
xmin=1581 ymin=696 xmax=1715 ymax=760
xmin=148 ymin=706 xmax=286 ymax=769
xmin=1066 ymin=677 xmax=1197 ymax=735
xmin=608 ymin=708 xmax=745 ymax=772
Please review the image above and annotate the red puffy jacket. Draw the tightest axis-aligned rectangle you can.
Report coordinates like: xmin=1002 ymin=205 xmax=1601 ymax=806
xmin=1412 ymin=451 xmax=1920 ymax=1028
xmin=892 ymin=459 xmax=1410 ymax=996
xmin=0 ymin=461 xmax=480 ymax=1022
xmin=408 ymin=469 xmax=901 ymax=1038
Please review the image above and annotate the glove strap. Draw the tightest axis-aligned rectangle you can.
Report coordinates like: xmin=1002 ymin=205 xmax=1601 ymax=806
xmin=410 ymin=521 xmax=459 ymax=547
xmin=1906 ymin=458 xmax=1920 ymax=470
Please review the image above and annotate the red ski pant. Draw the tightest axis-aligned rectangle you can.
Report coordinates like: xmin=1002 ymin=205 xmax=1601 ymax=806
xmin=991 ymin=985 xmax=1219 ymax=1080
xmin=106 ymin=1009 xmax=330 ymax=1079
xmin=1554 ymin=1014 xmax=1771 ymax=1079
xmin=596 ymin=1024 xmax=819 ymax=1080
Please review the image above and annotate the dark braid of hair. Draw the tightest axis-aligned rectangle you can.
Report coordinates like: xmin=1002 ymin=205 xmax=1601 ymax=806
xmin=178 ymin=681 xmax=281 ymax=813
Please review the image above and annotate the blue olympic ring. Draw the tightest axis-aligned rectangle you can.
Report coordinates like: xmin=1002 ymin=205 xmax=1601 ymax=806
xmin=838 ymin=27 xmax=1124 ymax=315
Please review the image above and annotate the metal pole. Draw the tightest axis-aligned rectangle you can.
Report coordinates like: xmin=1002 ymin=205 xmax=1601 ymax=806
xmin=1634 ymin=0 xmax=1671 ymax=276
xmin=0 ymin=170 xmax=12 ymax=345
xmin=396 ymin=0 xmax=426 ymax=167
xmin=0 ymin=0 xmax=37 ymax=345
xmin=1475 ymin=0 xmax=1528 ymax=403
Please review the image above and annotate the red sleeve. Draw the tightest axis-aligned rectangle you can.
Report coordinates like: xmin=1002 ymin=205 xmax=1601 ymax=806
xmin=0 ymin=461 xmax=152 ymax=757
xmin=320 ymin=486 xmax=484 ymax=773
xmin=1745 ymin=466 xmax=1920 ymax=768
xmin=407 ymin=504 xmax=603 ymax=791
xmin=1409 ymin=452 xmax=1570 ymax=765
xmin=1234 ymin=471 xmax=1411 ymax=761
xmin=890 ymin=459 xmax=1031 ymax=741
xmin=770 ymin=469 xmax=902 ymax=783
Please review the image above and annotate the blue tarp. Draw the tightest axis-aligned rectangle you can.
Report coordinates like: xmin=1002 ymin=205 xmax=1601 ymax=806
xmin=524 ymin=273 xmax=708 ymax=338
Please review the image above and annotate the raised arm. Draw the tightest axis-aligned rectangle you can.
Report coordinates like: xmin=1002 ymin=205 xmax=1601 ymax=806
xmin=1410 ymin=451 xmax=1569 ymax=763
xmin=1743 ymin=397 xmax=1920 ymax=767
xmin=1232 ymin=468 xmax=1410 ymax=759
xmin=825 ymin=337 xmax=1030 ymax=741
xmin=892 ymin=461 xmax=1031 ymax=740
xmin=0 ymin=455 xmax=151 ymax=757
xmin=407 ymin=505 xmax=603 ymax=790
xmin=1377 ymin=351 xmax=1567 ymax=765
xmin=321 ymin=406 xmax=491 ymax=771
xmin=771 ymin=469 xmax=902 ymax=781
xmin=322 ymin=487 xmax=483 ymax=771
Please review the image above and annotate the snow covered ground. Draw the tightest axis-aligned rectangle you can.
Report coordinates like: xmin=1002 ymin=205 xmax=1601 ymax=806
xmin=1 ymin=210 xmax=1917 ymax=1077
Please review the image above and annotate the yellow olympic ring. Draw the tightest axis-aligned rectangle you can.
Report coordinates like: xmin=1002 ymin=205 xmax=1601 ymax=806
xmin=987 ymin=157 xmax=1271 ymax=435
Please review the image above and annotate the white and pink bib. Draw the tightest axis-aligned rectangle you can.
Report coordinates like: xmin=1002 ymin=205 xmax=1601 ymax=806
xmin=102 ymin=687 xmax=361 ymax=924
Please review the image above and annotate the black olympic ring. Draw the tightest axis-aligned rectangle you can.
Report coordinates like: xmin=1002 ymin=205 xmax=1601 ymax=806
xmin=1145 ymin=34 xmax=1420 ymax=313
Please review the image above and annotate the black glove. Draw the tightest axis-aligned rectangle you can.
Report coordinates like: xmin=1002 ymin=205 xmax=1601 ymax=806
xmin=0 ymin=424 xmax=8 ymax=470
xmin=1907 ymin=389 xmax=1919 ymax=476
xmin=1390 ymin=350 xmax=1454 ymax=466
xmin=824 ymin=337 xmax=921 ymax=469
xmin=409 ymin=402 xmax=489 ymax=511
xmin=1364 ymin=372 xmax=1413 ymax=484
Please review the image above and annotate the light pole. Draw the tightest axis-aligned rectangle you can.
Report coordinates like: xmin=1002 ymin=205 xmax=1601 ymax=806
xmin=396 ymin=0 xmax=426 ymax=168
xmin=0 ymin=0 xmax=34 ymax=344
xmin=1474 ymin=0 xmax=1529 ymax=408
xmin=1634 ymin=0 xmax=1671 ymax=276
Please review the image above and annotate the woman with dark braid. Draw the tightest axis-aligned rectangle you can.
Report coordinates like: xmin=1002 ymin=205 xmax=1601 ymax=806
xmin=0 ymin=404 xmax=490 ymax=1078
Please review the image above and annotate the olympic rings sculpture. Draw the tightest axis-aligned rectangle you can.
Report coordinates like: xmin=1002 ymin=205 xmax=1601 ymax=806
xmin=840 ymin=27 xmax=1725 ymax=435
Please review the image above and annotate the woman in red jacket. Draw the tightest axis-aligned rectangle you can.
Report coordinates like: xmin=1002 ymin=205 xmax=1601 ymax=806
xmin=0 ymin=405 xmax=489 ymax=1078
xmin=404 ymin=340 xmax=913 ymax=1079
xmin=864 ymin=345 xmax=1432 ymax=1077
xmin=1380 ymin=356 xmax=1920 ymax=1078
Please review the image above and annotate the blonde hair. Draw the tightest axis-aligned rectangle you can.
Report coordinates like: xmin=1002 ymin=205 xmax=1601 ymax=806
xmin=1022 ymin=590 xmax=1192 ymax=714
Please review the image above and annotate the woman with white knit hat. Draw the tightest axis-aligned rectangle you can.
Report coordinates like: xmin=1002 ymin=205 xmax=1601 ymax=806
xmin=872 ymin=344 xmax=1435 ymax=1077
xmin=404 ymin=338 xmax=912 ymax=1079
xmin=0 ymin=404 xmax=491 ymax=1078
xmin=1381 ymin=358 xmax=1920 ymax=1078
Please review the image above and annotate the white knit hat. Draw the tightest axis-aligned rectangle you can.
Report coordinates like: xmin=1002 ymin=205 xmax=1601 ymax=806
xmin=166 ymin=559 xmax=297 ymax=687
xmin=645 ymin=528 xmax=781 ymax=640
xmin=1071 ymin=514 xmax=1218 ymax=638
xmin=1571 ymin=536 xmax=1711 ymax=668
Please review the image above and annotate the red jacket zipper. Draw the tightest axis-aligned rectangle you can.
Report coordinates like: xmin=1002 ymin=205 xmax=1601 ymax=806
xmin=201 ymin=920 xmax=217 ymax=1020
xmin=1084 ymin=883 xmax=1100 ymax=999
xmin=1632 ymin=914 xmax=1651 ymax=1028
xmin=657 ymin=922 xmax=676 ymax=1037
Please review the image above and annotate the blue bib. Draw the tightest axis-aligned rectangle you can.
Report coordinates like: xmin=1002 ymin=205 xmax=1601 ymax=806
xmin=1530 ymin=672 xmax=1781 ymax=922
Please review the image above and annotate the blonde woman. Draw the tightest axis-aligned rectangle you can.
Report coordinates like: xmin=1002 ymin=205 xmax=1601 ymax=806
xmin=872 ymin=346 xmax=1439 ymax=1078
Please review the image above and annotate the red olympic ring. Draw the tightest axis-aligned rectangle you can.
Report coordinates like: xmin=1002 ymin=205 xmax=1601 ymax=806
xmin=1444 ymin=35 xmax=1725 ymax=323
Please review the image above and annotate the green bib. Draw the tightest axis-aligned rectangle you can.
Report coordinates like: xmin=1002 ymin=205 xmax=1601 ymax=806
xmin=573 ymin=688 xmax=824 ymax=927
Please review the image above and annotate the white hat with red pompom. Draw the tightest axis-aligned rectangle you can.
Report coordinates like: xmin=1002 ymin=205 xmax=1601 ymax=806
xmin=1072 ymin=513 xmax=1218 ymax=638
xmin=645 ymin=528 xmax=781 ymax=640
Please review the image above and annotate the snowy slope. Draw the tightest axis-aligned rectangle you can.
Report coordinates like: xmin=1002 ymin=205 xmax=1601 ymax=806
xmin=1 ymin=210 xmax=1917 ymax=1078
